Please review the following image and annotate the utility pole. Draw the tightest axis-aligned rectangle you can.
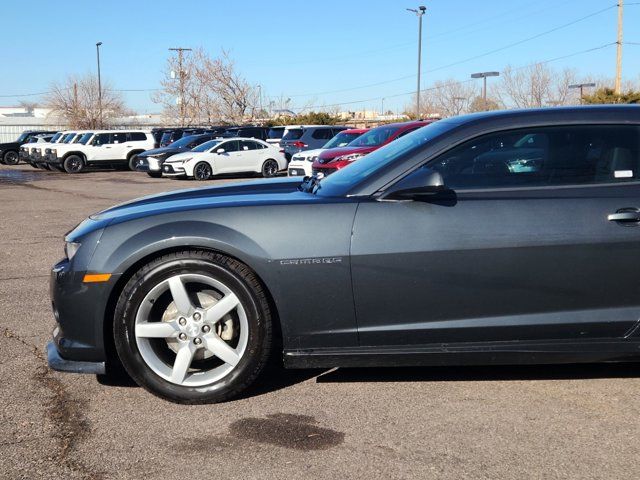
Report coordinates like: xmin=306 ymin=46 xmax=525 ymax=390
xmin=407 ymin=6 xmax=426 ymax=119
xmin=569 ymin=82 xmax=596 ymax=104
xmin=615 ymin=0 xmax=624 ymax=95
xmin=381 ymin=97 xmax=385 ymax=116
xmin=169 ymin=47 xmax=192 ymax=126
xmin=96 ymin=42 xmax=102 ymax=128
xmin=471 ymin=71 xmax=500 ymax=110
xmin=73 ymin=82 xmax=78 ymax=126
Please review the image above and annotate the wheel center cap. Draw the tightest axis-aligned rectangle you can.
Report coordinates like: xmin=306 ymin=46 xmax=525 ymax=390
xmin=185 ymin=323 xmax=199 ymax=337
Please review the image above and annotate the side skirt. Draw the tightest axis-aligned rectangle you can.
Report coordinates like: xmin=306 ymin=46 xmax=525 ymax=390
xmin=283 ymin=339 xmax=640 ymax=369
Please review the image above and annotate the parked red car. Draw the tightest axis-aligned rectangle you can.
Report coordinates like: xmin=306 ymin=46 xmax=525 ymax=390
xmin=311 ymin=120 xmax=435 ymax=176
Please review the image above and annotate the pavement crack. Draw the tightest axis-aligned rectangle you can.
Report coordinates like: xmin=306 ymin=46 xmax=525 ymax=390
xmin=3 ymin=328 xmax=105 ymax=479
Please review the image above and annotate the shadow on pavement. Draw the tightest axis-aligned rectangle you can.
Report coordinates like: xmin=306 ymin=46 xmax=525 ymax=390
xmin=316 ymin=363 xmax=640 ymax=383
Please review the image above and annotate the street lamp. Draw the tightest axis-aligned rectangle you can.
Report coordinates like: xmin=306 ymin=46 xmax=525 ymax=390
xmin=407 ymin=6 xmax=427 ymax=119
xmin=568 ymin=82 xmax=596 ymax=104
xmin=96 ymin=42 xmax=103 ymax=128
xmin=471 ymin=71 xmax=499 ymax=110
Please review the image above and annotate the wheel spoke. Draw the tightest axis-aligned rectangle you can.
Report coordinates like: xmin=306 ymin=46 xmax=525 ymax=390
xmin=204 ymin=293 xmax=239 ymax=324
xmin=203 ymin=334 xmax=240 ymax=366
xmin=168 ymin=276 xmax=193 ymax=315
xmin=171 ymin=342 xmax=196 ymax=384
xmin=135 ymin=321 xmax=179 ymax=338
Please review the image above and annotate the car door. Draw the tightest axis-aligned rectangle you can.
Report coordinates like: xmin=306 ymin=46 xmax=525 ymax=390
xmin=213 ymin=140 xmax=242 ymax=173
xmin=238 ymin=140 xmax=265 ymax=171
xmin=351 ymin=123 xmax=640 ymax=347
xmin=86 ymin=133 xmax=110 ymax=161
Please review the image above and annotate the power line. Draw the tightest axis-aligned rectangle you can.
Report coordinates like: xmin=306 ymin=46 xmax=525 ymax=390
xmin=281 ymin=3 xmax=617 ymax=99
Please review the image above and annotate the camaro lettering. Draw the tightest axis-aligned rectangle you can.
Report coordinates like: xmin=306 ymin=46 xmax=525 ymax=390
xmin=280 ymin=257 xmax=343 ymax=265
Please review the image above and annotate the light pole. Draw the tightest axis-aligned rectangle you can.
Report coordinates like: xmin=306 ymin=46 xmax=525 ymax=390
xmin=568 ymin=82 xmax=596 ymax=104
xmin=407 ymin=6 xmax=426 ymax=119
xmin=381 ymin=97 xmax=385 ymax=116
xmin=169 ymin=47 xmax=192 ymax=126
xmin=96 ymin=42 xmax=102 ymax=128
xmin=471 ymin=71 xmax=499 ymax=110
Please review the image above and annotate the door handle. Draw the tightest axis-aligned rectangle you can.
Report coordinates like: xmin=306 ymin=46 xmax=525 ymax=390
xmin=608 ymin=208 xmax=640 ymax=224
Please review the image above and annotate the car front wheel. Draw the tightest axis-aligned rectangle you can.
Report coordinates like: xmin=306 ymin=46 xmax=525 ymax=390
xmin=193 ymin=161 xmax=212 ymax=181
xmin=63 ymin=155 xmax=85 ymax=173
xmin=113 ymin=250 xmax=272 ymax=403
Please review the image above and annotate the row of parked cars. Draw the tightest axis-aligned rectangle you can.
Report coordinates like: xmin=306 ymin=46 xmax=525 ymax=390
xmin=0 ymin=121 xmax=436 ymax=180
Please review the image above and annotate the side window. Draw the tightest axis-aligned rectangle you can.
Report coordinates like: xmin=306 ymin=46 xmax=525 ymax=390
xmin=93 ymin=133 xmax=110 ymax=146
xmin=312 ymin=128 xmax=333 ymax=140
xmin=128 ymin=132 xmax=147 ymax=142
xmin=111 ymin=132 xmax=127 ymax=144
xmin=429 ymin=125 xmax=640 ymax=190
xmin=240 ymin=140 xmax=258 ymax=151
xmin=222 ymin=140 xmax=240 ymax=152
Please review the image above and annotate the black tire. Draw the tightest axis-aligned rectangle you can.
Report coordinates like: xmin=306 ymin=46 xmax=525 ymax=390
xmin=261 ymin=159 xmax=279 ymax=178
xmin=128 ymin=153 xmax=140 ymax=171
xmin=63 ymin=155 xmax=85 ymax=174
xmin=113 ymin=250 xmax=273 ymax=404
xmin=41 ymin=163 xmax=52 ymax=171
xmin=50 ymin=164 xmax=65 ymax=172
xmin=193 ymin=161 xmax=212 ymax=181
xmin=29 ymin=162 xmax=39 ymax=169
xmin=146 ymin=171 xmax=162 ymax=178
xmin=3 ymin=150 xmax=19 ymax=165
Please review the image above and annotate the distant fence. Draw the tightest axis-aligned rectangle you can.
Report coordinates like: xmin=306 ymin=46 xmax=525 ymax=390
xmin=0 ymin=123 xmax=67 ymax=143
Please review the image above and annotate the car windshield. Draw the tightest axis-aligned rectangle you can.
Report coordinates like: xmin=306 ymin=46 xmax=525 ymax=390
xmin=16 ymin=132 xmax=31 ymax=142
xmin=170 ymin=136 xmax=200 ymax=148
xmin=50 ymin=132 xmax=63 ymax=143
xmin=160 ymin=132 xmax=174 ymax=144
xmin=78 ymin=133 xmax=94 ymax=144
xmin=192 ymin=139 xmax=222 ymax=152
xmin=267 ymin=127 xmax=284 ymax=139
xmin=315 ymin=121 xmax=455 ymax=197
xmin=323 ymin=131 xmax=363 ymax=149
xmin=282 ymin=128 xmax=303 ymax=141
xmin=347 ymin=126 xmax=400 ymax=147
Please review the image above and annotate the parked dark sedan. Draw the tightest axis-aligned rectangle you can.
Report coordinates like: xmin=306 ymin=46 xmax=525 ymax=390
xmin=0 ymin=130 xmax=57 ymax=165
xmin=48 ymin=106 xmax=640 ymax=403
xmin=135 ymin=133 xmax=218 ymax=177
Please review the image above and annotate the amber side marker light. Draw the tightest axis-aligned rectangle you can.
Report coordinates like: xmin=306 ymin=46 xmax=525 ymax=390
xmin=83 ymin=273 xmax=112 ymax=283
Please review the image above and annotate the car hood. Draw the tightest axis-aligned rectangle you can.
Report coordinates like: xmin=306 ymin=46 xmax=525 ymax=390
xmin=316 ymin=145 xmax=378 ymax=163
xmin=90 ymin=177 xmax=311 ymax=225
xmin=0 ymin=142 xmax=20 ymax=149
xmin=139 ymin=146 xmax=186 ymax=158
xmin=165 ymin=151 xmax=203 ymax=163
xmin=292 ymin=148 xmax=324 ymax=159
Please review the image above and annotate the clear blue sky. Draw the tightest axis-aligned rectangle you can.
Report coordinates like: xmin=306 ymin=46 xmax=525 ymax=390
xmin=2 ymin=0 xmax=638 ymax=114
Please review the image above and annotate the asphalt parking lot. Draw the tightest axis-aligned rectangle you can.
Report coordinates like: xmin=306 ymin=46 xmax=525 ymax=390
xmin=1 ymin=165 xmax=640 ymax=480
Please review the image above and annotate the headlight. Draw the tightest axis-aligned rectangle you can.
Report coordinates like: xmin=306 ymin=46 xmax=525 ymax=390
xmin=64 ymin=241 xmax=81 ymax=260
xmin=308 ymin=156 xmax=318 ymax=162
xmin=176 ymin=157 xmax=191 ymax=164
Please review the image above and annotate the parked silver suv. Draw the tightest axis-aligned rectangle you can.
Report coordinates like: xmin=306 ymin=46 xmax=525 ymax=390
xmin=279 ymin=125 xmax=348 ymax=161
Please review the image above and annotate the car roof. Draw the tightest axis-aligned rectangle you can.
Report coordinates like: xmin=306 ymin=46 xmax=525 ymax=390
xmin=343 ymin=128 xmax=370 ymax=134
xmin=221 ymin=137 xmax=266 ymax=142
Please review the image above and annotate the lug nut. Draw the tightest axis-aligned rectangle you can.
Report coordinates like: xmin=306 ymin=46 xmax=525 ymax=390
xmin=178 ymin=317 xmax=187 ymax=326
xmin=202 ymin=325 xmax=211 ymax=333
xmin=194 ymin=338 xmax=202 ymax=345
xmin=178 ymin=333 xmax=187 ymax=341
xmin=193 ymin=312 xmax=201 ymax=321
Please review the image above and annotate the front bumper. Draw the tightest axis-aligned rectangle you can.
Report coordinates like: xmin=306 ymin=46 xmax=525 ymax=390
xmin=162 ymin=163 xmax=186 ymax=176
xmin=46 ymin=340 xmax=105 ymax=374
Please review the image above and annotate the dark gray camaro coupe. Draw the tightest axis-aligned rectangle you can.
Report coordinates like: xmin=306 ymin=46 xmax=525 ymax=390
xmin=48 ymin=106 xmax=640 ymax=403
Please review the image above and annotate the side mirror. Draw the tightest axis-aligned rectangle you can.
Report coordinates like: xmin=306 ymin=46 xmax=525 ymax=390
xmin=216 ymin=148 xmax=225 ymax=154
xmin=384 ymin=168 xmax=447 ymax=200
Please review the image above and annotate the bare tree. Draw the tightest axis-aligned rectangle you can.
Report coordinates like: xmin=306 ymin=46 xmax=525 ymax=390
xmin=429 ymin=79 xmax=478 ymax=117
xmin=494 ymin=63 xmax=578 ymax=108
xmin=153 ymin=48 xmax=259 ymax=124
xmin=45 ymin=74 xmax=127 ymax=128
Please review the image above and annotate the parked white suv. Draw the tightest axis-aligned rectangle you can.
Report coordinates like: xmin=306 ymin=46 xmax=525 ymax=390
xmin=45 ymin=130 xmax=155 ymax=173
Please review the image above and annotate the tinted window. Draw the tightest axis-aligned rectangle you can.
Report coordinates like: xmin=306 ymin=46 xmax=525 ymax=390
xmin=160 ymin=132 xmax=173 ymax=144
xmin=282 ymin=128 xmax=303 ymax=141
xmin=240 ymin=140 xmax=259 ymax=151
xmin=188 ymin=136 xmax=212 ymax=148
xmin=111 ymin=132 xmax=127 ymax=144
xmin=128 ymin=132 xmax=147 ymax=141
xmin=397 ymin=127 xmax=420 ymax=139
xmin=78 ymin=133 xmax=94 ymax=144
xmin=430 ymin=125 xmax=640 ymax=190
xmin=50 ymin=132 xmax=63 ymax=143
xmin=62 ymin=133 xmax=77 ymax=143
xmin=192 ymin=140 xmax=222 ymax=152
xmin=312 ymin=128 xmax=334 ymax=140
xmin=92 ymin=133 xmax=110 ymax=146
xmin=221 ymin=140 xmax=240 ymax=152
xmin=268 ymin=127 xmax=285 ymax=140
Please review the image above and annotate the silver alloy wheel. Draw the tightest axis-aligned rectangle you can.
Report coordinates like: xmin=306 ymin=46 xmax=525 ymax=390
xmin=134 ymin=273 xmax=249 ymax=387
